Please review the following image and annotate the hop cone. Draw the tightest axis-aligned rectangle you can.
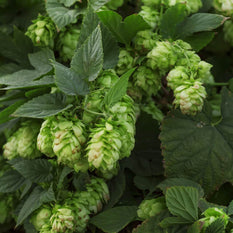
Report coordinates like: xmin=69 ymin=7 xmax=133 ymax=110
xmin=224 ymin=20 xmax=233 ymax=46
xmin=106 ymin=0 xmax=124 ymax=10
xmin=139 ymin=6 xmax=160 ymax=29
xmin=52 ymin=115 xmax=87 ymax=169
xmin=137 ymin=197 xmax=167 ymax=220
xmin=132 ymin=66 xmax=161 ymax=97
xmin=50 ymin=204 xmax=76 ymax=232
xmin=96 ymin=70 xmax=119 ymax=89
xmin=3 ymin=120 xmax=41 ymax=160
xmin=56 ymin=26 xmax=81 ymax=62
xmin=116 ymin=49 xmax=134 ymax=75
xmin=31 ymin=205 xmax=52 ymax=231
xmin=197 ymin=61 xmax=214 ymax=84
xmin=86 ymin=119 xmax=122 ymax=174
xmin=37 ymin=117 xmax=55 ymax=157
xmin=199 ymin=207 xmax=229 ymax=232
xmin=25 ymin=15 xmax=56 ymax=48
xmin=147 ymin=41 xmax=177 ymax=73
xmin=213 ymin=0 xmax=233 ymax=16
xmin=174 ymin=80 xmax=207 ymax=115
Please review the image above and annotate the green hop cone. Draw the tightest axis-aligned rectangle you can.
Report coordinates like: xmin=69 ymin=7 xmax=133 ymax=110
xmin=199 ymin=207 xmax=229 ymax=232
xmin=86 ymin=119 xmax=122 ymax=174
xmin=52 ymin=114 xmax=87 ymax=169
xmin=116 ymin=49 xmax=135 ymax=76
xmin=50 ymin=205 xmax=76 ymax=232
xmin=56 ymin=26 xmax=81 ymax=62
xmin=141 ymin=0 xmax=161 ymax=8
xmin=147 ymin=41 xmax=177 ymax=73
xmin=134 ymin=30 xmax=158 ymax=54
xmin=39 ymin=224 xmax=52 ymax=233
xmin=224 ymin=20 xmax=233 ymax=46
xmin=3 ymin=120 xmax=41 ymax=160
xmin=213 ymin=0 xmax=233 ymax=16
xmin=197 ymin=61 xmax=214 ymax=84
xmin=139 ymin=6 xmax=160 ymax=29
xmin=96 ymin=70 xmax=119 ymax=89
xmin=174 ymin=80 xmax=207 ymax=115
xmin=31 ymin=205 xmax=52 ymax=231
xmin=137 ymin=197 xmax=167 ymax=220
xmin=37 ymin=117 xmax=55 ymax=157
xmin=132 ymin=66 xmax=161 ymax=97
xmin=25 ymin=15 xmax=56 ymax=48
xmin=106 ymin=0 xmax=124 ymax=10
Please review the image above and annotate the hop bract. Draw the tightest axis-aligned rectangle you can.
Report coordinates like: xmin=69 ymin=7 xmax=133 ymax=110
xmin=139 ymin=6 xmax=160 ymax=29
xmin=137 ymin=197 xmax=167 ymax=220
xmin=213 ymin=0 xmax=233 ymax=16
xmin=25 ymin=15 xmax=56 ymax=48
xmin=116 ymin=49 xmax=134 ymax=75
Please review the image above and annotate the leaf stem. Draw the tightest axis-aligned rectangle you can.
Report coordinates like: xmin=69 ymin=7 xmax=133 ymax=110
xmin=209 ymin=82 xmax=229 ymax=86
xmin=84 ymin=108 xmax=106 ymax=117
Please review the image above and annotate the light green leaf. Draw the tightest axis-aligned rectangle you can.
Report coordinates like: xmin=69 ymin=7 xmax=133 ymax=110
xmin=89 ymin=0 xmax=111 ymax=10
xmin=160 ymin=4 xmax=187 ymax=39
xmin=71 ymin=26 xmax=103 ymax=81
xmin=97 ymin=11 xmax=150 ymax=45
xmin=176 ymin=13 xmax=227 ymax=38
xmin=17 ymin=185 xmax=55 ymax=226
xmin=46 ymin=0 xmax=82 ymax=29
xmin=0 ymin=170 xmax=26 ymax=193
xmin=90 ymin=206 xmax=137 ymax=233
xmin=13 ymin=93 xmax=72 ymax=118
xmin=104 ymin=68 xmax=135 ymax=107
xmin=166 ymin=186 xmax=199 ymax=222
xmin=59 ymin=0 xmax=77 ymax=7
xmin=11 ymin=159 xmax=53 ymax=183
xmin=53 ymin=61 xmax=89 ymax=96
xmin=160 ymin=88 xmax=233 ymax=194
xmin=205 ymin=218 xmax=225 ymax=233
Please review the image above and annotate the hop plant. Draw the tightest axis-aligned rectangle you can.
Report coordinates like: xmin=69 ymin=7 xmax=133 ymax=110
xmin=199 ymin=207 xmax=229 ymax=232
xmin=0 ymin=0 xmax=7 ymax=8
xmin=134 ymin=30 xmax=158 ymax=53
xmin=137 ymin=197 xmax=167 ymax=220
xmin=147 ymin=41 xmax=177 ymax=73
xmin=213 ymin=0 xmax=233 ymax=16
xmin=173 ymin=80 xmax=207 ymax=115
xmin=31 ymin=205 xmax=52 ymax=231
xmin=141 ymin=0 xmax=161 ymax=8
xmin=56 ymin=26 xmax=81 ymax=62
xmin=86 ymin=119 xmax=122 ymax=175
xmin=106 ymin=0 xmax=124 ymax=10
xmin=223 ymin=20 xmax=233 ymax=46
xmin=96 ymin=70 xmax=119 ymax=89
xmin=116 ymin=49 xmax=135 ymax=76
xmin=139 ymin=6 xmax=160 ymax=29
xmin=197 ymin=61 xmax=214 ymax=84
xmin=3 ymin=120 xmax=41 ymax=160
xmin=25 ymin=15 xmax=56 ymax=48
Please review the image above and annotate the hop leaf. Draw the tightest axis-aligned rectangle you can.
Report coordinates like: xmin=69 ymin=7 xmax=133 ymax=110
xmin=106 ymin=0 xmax=124 ymax=10
xmin=223 ymin=20 xmax=233 ymax=46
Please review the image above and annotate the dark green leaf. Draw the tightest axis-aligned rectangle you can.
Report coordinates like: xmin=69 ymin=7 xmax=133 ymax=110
xmin=0 ymin=170 xmax=26 ymax=193
xmin=176 ymin=13 xmax=227 ymax=38
xmin=166 ymin=186 xmax=199 ymax=222
xmin=13 ymin=93 xmax=72 ymax=118
xmin=198 ymin=199 xmax=227 ymax=213
xmin=11 ymin=159 xmax=53 ymax=183
xmin=160 ymin=4 xmax=187 ymax=39
xmin=46 ymin=0 xmax=82 ymax=29
xmin=90 ymin=206 xmax=137 ymax=233
xmin=160 ymin=88 xmax=233 ymax=194
xmin=228 ymin=200 xmax=233 ymax=215
xmin=25 ymin=87 xmax=51 ymax=99
xmin=57 ymin=167 xmax=73 ymax=188
xmin=104 ymin=68 xmax=135 ymax=106
xmin=184 ymin=32 xmax=215 ymax=52
xmin=53 ymin=61 xmax=89 ymax=96
xmin=160 ymin=217 xmax=191 ymax=228
xmin=187 ymin=221 xmax=201 ymax=233
xmin=134 ymin=176 xmax=161 ymax=192
xmin=71 ymin=26 xmax=103 ymax=81
xmin=17 ymin=185 xmax=55 ymax=226
xmin=89 ymin=0 xmax=111 ymax=10
xmin=97 ymin=11 xmax=150 ymax=45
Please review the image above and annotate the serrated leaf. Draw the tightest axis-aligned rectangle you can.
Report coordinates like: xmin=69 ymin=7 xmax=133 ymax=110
xmin=160 ymin=88 xmax=233 ymax=194
xmin=228 ymin=200 xmax=233 ymax=215
xmin=187 ymin=221 xmax=202 ymax=233
xmin=46 ymin=0 xmax=82 ymax=29
xmin=104 ymin=68 xmax=135 ymax=106
xmin=160 ymin=217 xmax=191 ymax=228
xmin=176 ymin=13 xmax=227 ymax=38
xmin=0 ymin=170 xmax=26 ymax=193
xmin=184 ymin=32 xmax=215 ymax=52
xmin=89 ymin=0 xmax=111 ymax=10
xmin=11 ymin=159 xmax=53 ymax=183
xmin=13 ymin=93 xmax=72 ymax=118
xmin=57 ymin=167 xmax=73 ymax=188
xmin=53 ymin=61 xmax=89 ymax=96
xmin=0 ymin=100 xmax=26 ymax=124
xmin=97 ymin=11 xmax=150 ymax=45
xmin=158 ymin=178 xmax=204 ymax=198
xmin=205 ymin=218 xmax=225 ymax=233
xmin=160 ymin=4 xmax=187 ymax=39
xmin=198 ymin=199 xmax=227 ymax=213
xmin=134 ymin=176 xmax=161 ymax=192
xmin=71 ymin=26 xmax=103 ymax=81
xmin=90 ymin=206 xmax=137 ymax=233
xmin=166 ymin=186 xmax=199 ymax=222
xmin=59 ymin=0 xmax=77 ymax=7
xmin=17 ymin=185 xmax=55 ymax=226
